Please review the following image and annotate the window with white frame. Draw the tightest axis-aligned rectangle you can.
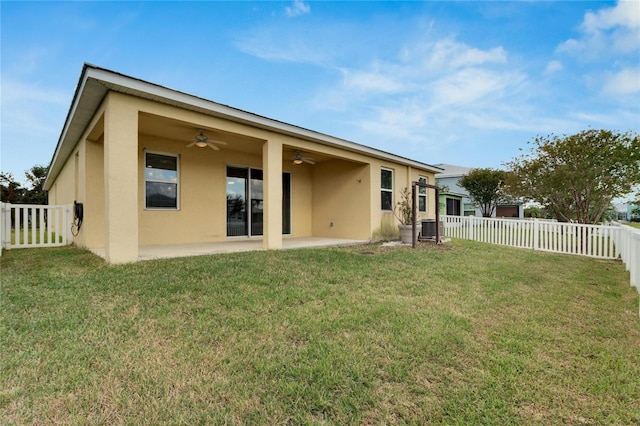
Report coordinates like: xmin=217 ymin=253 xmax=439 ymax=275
xmin=463 ymin=203 xmax=476 ymax=216
xmin=145 ymin=151 xmax=179 ymax=209
xmin=418 ymin=176 xmax=428 ymax=212
xmin=381 ymin=168 xmax=393 ymax=210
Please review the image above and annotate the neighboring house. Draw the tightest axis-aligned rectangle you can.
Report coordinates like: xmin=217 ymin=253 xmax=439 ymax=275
xmin=628 ymin=203 xmax=640 ymax=221
xmin=613 ymin=203 xmax=628 ymax=221
xmin=44 ymin=64 xmax=442 ymax=263
xmin=434 ymin=163 xmax=523 ymax=218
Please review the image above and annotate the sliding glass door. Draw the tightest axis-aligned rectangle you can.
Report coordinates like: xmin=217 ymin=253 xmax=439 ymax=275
xmin=226 ymin=166 xmax=290 ymax=237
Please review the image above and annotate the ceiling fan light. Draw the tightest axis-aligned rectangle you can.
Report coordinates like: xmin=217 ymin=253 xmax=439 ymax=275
xmin=293 ymin=158 xmax=303 ymax=165
xmin=195 ymin=141 xmax=208 ymax=148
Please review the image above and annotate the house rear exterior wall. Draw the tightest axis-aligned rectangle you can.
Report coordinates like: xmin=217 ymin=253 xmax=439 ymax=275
xmin=46 ymin=153 xmax=75 ymax=242
xmin=47 ymin=147 xmax=78 ymax=207
xmin=312 ymin=160 xmax=371 ymax=240
xmin=290 ymin=164 xmax=313 ymax=237
xmin=136 ymin=133 xmax=325 ymax=246
xmin=47 ymin=117 xmax=107 ymax=250
xmin=49 ymin=90 xmax=439 ymax=258
xmin=369 ymin=163 xmax=436 ymax=232
xmin=84 ymin=137 xmax=105 ymax=249
xmin=138 ymin=134 xmax=225 ymax=245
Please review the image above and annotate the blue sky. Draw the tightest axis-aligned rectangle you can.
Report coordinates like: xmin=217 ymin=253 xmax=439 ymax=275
xmin=2 ymin=1 xmax=639 ymax=187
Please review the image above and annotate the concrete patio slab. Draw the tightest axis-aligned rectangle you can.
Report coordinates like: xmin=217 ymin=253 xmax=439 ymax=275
xmin=91 ymin=237 xmax=369 ymax=262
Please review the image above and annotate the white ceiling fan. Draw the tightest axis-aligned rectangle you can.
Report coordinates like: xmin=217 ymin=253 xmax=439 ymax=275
xmin=186 ymin=129 xmax=227 ymax=151
xmin=292 ymin=150 xmax=315 ymax=165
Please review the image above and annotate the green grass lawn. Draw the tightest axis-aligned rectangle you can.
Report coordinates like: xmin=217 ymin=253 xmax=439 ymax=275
xmin=2 ymin=240 xmax=639 ymax=425
xmin=626 ymin=222 xmax=640 ymax=229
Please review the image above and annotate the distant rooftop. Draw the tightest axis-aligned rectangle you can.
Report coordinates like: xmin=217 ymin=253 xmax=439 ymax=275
xmin=433 ymin=163 xmax=474 ymax=177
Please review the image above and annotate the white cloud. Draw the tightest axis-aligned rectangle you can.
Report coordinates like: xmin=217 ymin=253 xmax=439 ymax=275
xmin=555 ymin=1 xmax=640 ymax=98
xmin=319 ymin=44 xmax=532 ymax=159
xmin=570 ymin=111 xmax=624 ymax=125
xmin=235 ymin=33 xmax=330 ymax=65
xmin=430 ymin=68 xmax=525 ymax=109
xmin=423 ymin=39 xmax=507 ymax=70
xmin=397 ymin=38 xmax=507 ymax=75
xmin=311 ymin=37 xmax=532 ymax=151
xmin=544 ymin=60 xmax=563 ymax=75
xmin=581 ymin=0 xmax=639 ymax=33
xmin=317 ymin=37 xmax=522 ymax=120
xmin=1 ymin=80 xmax=69 ymax=104
xmin=557 ymin=0 xmax=640 ymax=58
xmin=285 ymin=0 xmax=310 ymax=18
xmin=602 ymin=67 xmax=640 ymax=95
xmin=0 ymin=79 xmax=69 ymax=181
xmin=340 ymin=66 xmax=405 ymax=94
xmin=239 ymin=8 xmax=637 ymax=163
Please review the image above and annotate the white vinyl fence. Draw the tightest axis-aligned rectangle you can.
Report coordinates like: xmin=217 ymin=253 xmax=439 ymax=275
xmin=442 ymin=215 xmax=640 ymax=315
xmin=442 ymin=215 xmax=620 ymax=258
xmin=614 ymin=223 xmax=640 ymax=295
xmin=0 ymin=203 xmax=73 ymax=256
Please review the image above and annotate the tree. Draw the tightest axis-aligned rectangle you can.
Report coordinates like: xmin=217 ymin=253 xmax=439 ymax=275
xmin=0 ymin=165 xmax=49 ymax=204
xmin=458 ymin=168 xmax=506 ymax=217
xmin=506 ymin=129 xmax=640 ymax=224
xmin=22 ymin=165 xmax=48 ymax=204
xmin=0 ymin=172 xmax=24 ymax=203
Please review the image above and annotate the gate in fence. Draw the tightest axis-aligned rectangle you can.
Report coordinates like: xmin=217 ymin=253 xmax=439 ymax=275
xmin=0 ymin=203 xmax=74 ymax=256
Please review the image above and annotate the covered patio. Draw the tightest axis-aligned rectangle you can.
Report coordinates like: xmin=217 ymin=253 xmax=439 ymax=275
xmin=45 ymin=65 xmax=441 ymax=264
xmin=90 ymin=237 xmax=368 ymax=262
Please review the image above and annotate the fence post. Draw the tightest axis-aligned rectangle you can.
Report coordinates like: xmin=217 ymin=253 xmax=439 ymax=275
xmin=1 ymin=203 xmax=11 ymax=254
xmin=66 ymin=204 xmax=74 ymax=245
xmin=533 ymin=218 xmax=539 ymax=251
xmin=0 ymin=202 xmax=4 ymax=257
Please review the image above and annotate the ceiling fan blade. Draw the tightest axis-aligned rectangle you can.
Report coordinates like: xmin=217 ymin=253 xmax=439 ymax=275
xmin=210 ymin=140 xmax=227 ymax=146
xmin=186 ymin=141 xmax=197 ymax=148
xmin=207 ymin=143 xmax=220 ymax=151
xmin=304 ymin=158 xmax=316 ymax=165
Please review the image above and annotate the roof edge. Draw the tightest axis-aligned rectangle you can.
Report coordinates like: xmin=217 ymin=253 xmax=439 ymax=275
xmin=45 ymin=64 xmax=443 ymax=190
xmin=44 ymin=63 xmax=93 ymax=190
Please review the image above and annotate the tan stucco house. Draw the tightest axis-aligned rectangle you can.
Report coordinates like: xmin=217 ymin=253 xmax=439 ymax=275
xmin=44 ymin=64 xmax=442 ymax=263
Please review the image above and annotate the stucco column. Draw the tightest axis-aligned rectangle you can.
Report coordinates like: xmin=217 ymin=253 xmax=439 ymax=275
xmin=263 ymin=139 xmax=283 ymax=250
xmin=103 ymin=93 xmax=139 ymax=263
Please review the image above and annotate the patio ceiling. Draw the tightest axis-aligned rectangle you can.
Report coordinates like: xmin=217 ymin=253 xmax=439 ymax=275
xmin=138 ymin=113 xmax=344 ymax=164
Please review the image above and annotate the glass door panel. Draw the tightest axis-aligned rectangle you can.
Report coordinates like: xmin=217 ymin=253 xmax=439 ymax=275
xmin=446 ymin=198 xmax=461 ymax=216
xmin=227 ymin=167 xmax=248 ymax=236
xmin=250 ymin=169 xmax=263 ymax=236
xmin=282 ymin=173 xmax=291 ymax=234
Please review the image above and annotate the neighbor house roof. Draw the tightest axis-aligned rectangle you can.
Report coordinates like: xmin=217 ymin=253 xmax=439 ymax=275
xmin=433 ymin=163 xmax=474 ymax=178
xmin=45 ymin=63 xmax=442 ymax=190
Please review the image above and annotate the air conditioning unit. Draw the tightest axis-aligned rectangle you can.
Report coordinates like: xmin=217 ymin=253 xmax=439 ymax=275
xmin=420 ymin=220 xmax=443 ymax=240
